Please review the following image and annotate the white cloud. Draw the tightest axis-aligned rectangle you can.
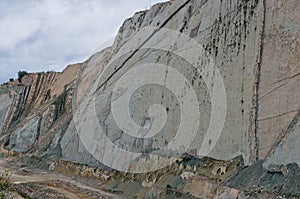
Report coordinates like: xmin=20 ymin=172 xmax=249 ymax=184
xmin=0 ymin=16 xmax=41 ymax=51
xmin=0 ymin=0 xmax=168 ymax=83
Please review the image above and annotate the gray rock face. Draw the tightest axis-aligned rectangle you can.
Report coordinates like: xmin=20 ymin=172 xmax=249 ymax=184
xmin=0 ymin=0 xmax=299 ymax=197
xmin=70 ymin=0 xmax=266 ymax=172
xmin=226 ymin=161 xmax=300 ymax=198
xmin=0 ymin=0 xmax=298 ymax=182
xmin=60 ymin=121 xmax=101 ymax=167
xmin=0 ymin=94 xmax=12 ymax=131
xmin=257 ymin=0 xmax=300 ymax=160
xmin=264 ymin=114 xmax=300 ymax=168
xmin=9 ymin=117 xmax=40 ymax=153
xmin=46 ymin=130 xmax=62 ymax=156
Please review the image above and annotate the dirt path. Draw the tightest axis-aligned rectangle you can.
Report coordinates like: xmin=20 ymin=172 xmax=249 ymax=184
xmin=44 ymin=186 xmax=81 ymax=199
xmin=0 ymin=159 xmax=118 ymax=199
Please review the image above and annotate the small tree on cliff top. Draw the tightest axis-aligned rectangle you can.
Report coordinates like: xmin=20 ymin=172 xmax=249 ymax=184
xmin=17 ymin=70 xmax=28 ymax=82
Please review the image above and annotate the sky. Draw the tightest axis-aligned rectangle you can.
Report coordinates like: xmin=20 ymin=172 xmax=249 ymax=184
xmin=0 ymin=0 xmax=168 ymax=83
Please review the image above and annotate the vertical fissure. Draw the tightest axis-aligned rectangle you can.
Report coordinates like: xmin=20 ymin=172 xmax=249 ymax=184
xmin=252 ymin=0 xmax=266 ymax=162
xmin=94 ymin=0 xmax=194 ymax=94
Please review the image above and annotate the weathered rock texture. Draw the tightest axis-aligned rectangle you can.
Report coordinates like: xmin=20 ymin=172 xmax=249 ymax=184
xmin=256 ymin=0 xmax=300 ymax=162
xmin=0 ymin=65 xmax=79 ymax=159
xmin=0 ymin=0 xmax=299 ymax=198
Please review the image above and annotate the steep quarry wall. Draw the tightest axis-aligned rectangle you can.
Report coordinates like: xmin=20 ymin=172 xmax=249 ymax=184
xmin=69 ymin=0 xmax=266 ymax=171
xmin=0 ymin=64 xmax=79 ymax=158
xmin=0 ymin=0 xmax=298 ymax=180
xmin=256 ymin=0 xmax=300 ymax=163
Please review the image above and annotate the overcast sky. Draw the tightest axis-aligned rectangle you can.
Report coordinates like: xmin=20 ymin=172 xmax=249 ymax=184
xmin=0 ymin=0 xmax=168 ymax=83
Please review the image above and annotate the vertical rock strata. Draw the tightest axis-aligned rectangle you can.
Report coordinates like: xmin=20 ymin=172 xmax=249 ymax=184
xmin=0 ymin=0 xmax=299 ymax=197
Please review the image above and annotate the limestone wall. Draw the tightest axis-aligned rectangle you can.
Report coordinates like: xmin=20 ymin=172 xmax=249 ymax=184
xmin=0 ymin=0 xmax=298 ymax=171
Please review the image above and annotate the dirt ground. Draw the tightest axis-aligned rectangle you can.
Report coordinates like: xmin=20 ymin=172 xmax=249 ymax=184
xmin=0 ymin=157 xmax=119 ymax=199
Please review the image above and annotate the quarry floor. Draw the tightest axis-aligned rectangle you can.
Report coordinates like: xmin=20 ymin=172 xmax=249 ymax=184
xmin=0 ymin=157 xmax=118 ymax=199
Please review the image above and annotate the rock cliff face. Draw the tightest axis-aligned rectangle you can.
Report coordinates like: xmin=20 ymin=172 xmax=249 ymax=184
xmin=0 ymin=0 xmax=299 ymax=198
xmin=0 ymin=64 xmax=79 ymax=155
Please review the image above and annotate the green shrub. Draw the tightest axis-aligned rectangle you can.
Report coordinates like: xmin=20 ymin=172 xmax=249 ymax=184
xmin=17 ymin=70 xmax=28 ymax=82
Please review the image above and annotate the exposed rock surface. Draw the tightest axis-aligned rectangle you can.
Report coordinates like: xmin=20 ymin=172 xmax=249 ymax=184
xmin=264 ymin=113 xmax=300 ymax=167
xmin=257 ymin=0 xmax=300 ymax=160
xmin=0 ymin=0 xmax=299 ymax=198
xmin=226 ymin=161 xmax=300 ymax=198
